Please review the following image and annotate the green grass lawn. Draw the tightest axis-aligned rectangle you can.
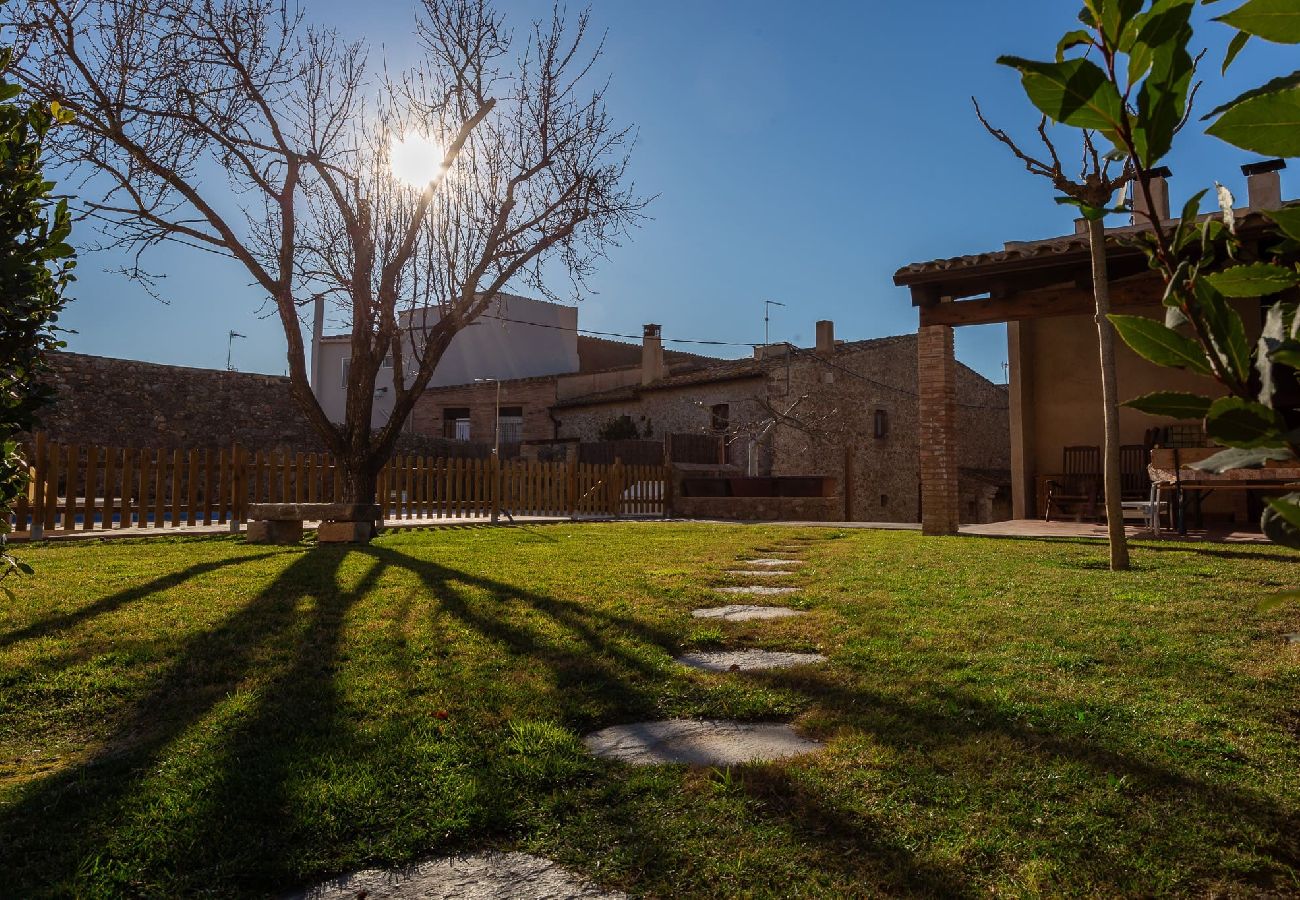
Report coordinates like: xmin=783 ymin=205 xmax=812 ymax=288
xmin=1 ymin=524 xmax=1298 ymax=898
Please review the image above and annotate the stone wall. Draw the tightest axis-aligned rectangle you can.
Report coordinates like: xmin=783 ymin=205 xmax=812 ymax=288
xmin=409 ymin=376 xmax=560 ymax=446
xmin=549 ymin=335 xmax=1011 ymax=525
xmin=35 ymin=352 xmax=326 ymax=452
xmin=554 ymin=376 xmax=768 ymax=449
xmin=672 ymin=495 xmax=843 ymax=522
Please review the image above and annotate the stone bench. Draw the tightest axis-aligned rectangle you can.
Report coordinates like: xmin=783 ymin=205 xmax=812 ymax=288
xmin=246 ymin=503 xmax=382 ymax=545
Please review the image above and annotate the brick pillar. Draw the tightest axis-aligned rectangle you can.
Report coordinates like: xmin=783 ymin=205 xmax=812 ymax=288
xmin=918 ymin=324 xmax=959 ymax=535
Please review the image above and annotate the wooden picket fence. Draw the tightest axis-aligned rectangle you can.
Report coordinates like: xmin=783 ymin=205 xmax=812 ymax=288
xmin=6 ymin=434 xmax=667 ymax=535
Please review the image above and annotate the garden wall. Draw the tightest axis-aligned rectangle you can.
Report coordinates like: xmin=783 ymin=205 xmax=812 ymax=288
xmin=35 ymin=352 xmax=325 ymax=452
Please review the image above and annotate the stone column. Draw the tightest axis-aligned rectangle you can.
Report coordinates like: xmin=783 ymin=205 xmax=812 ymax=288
xmin=918 ymin=324 xmax=959 ymax=535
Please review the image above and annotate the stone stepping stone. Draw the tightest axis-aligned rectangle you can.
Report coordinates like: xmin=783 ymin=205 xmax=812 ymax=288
xmin=741 ymin=558 xmax=805 ymax=566
xmin=724 ymin=569 xmax=795 ymax=577
xmin=715 ymin=585 xmax=798 ymax=596
xmin=1286 ymin=633 xmax=1300 ymax=645
xmin=289 ymin=851 xmax=626 ymax=899
xmin=676 ymin=649 xmax=827 ymax=672
xmin=583 ymin=719 xmax=823 ymax=766
xmin=692 ymin=604 xmax=805 ymax=621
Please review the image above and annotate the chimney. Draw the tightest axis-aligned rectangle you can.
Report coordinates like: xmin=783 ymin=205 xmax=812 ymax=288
xmin=641 ymin=323 xmax=664 ymax=385
xmin=1132 ymin=166 xmax=1172 ymax=224
xmin=1242 ymin=159 xmax=1285 ymax=211
xmin=815 ymin=320 xmax=835 ymax=357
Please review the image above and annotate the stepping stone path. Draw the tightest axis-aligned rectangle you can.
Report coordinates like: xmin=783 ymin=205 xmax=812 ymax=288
xmin=1286 ymin=633 xmax=1300 ymax=644
xmin=676 ymin=649 xmax=827 ymax=672
xmin=583 ymin=719 xmax=823 ymax=766
xmin=692 ymin=604 xmax=806 ymax=621
xmin=583 ymin=546 xmax=824 ymax=768
xmin=715 ymin=585 xmax=798 ymax=596
xmin=290 ymin=851 xmax=625 ymax=899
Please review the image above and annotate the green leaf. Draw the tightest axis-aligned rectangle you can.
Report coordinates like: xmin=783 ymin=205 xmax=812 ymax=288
xmin=1264 ymin=206 xmax=1300 ymax=242
xmin=997 ymin=55 xmax=1127 ymax=139
xmin=1223 ymin=30 xmax=1251 ymax=72
xmin=1205 ymin=262 xmax=1300 ymax=297
xmin=1207 ymin=81 xmax=1300 ymax=156
xmin=1109 ymin=314 xmax=1213 ymax=374
xmin=1190 ymin=445 xmax=1293 ymax=472
xmin=1055 ymin=195 xmax=1119 ymax=219
xmin=1262 ymin=493 xmax=1300 ymax=549
xmin=1206 ymin=396 xmax=1286 ymax=447
xmin=1132 ymin=2 xmax=1196 ymax=165
xmin=1203 ymin=69 xmax=1300 ymax=119
xmin=1217 ymin=0 xmax=1300 ymax=43
xmin=1057 ymin=29 xmax=1095 ymax=61
xmin=1194 ymin=279 xmax=1252 ymax=381
xmin=1101 ymin=0 xmax=1144 ymax=45
xmin=1123 ymin=390 xmax=1213 ymax=419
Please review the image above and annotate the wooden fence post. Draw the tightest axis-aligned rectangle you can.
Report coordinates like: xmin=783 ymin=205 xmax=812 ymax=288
xmin=566 ymin=461 xmax=577 ymax=518
xmin=229 ymin=444 xmax=244 ymax=532
xmin=29 ymin=432 xmax=46 ymax=539
xmin=611 ymin=458 xmax=624 ymax=519
xmin=663 ymin=462 xmax=675 ymax=519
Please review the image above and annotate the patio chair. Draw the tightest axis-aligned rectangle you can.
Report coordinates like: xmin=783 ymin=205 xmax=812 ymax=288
xmin=1043 ymin=445 xmax=1101 ymax=522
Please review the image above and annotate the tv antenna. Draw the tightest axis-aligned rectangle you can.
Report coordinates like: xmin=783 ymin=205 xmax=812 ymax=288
xmin=227 ymin=331 xmax=246 ymax=371
xmin=763 ymin=299 xmax=785 ymax=348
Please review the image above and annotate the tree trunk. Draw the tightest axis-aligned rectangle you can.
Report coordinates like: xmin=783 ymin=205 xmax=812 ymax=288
xmin=1087 ymin=217 xmax=1131 ymax=571
xmin=341 ymin=455 xmax=380 ymax=506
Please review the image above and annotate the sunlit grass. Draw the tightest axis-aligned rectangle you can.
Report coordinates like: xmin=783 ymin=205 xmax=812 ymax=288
xmin=0 ymin=525 xmax=1297 ymax=897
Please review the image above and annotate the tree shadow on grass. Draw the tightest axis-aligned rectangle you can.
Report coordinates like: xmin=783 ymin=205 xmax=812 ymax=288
xmin=759 ymin=667 xmax=1300 ymax=889
xmin=0 ymin=551 xmax=279 ymax=652
xmin=0 ymin=543 xmax=695 ymax=897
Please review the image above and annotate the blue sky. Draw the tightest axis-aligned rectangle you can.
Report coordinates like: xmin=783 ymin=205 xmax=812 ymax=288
xmin=56 ymin=0 xmax=1294 ymax=382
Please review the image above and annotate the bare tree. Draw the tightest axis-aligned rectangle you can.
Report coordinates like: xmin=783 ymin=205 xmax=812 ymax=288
xmin=6 ymin=0 xmax=644 ymax=503
xmin=974 ymin=103 xmax=1132 ymax=570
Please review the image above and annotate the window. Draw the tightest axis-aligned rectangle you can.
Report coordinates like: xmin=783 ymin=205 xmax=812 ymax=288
xmin=880 ymin=494 xmax=889 ymax=508
xmin=873 ymin=408 xmax=889 ymax=439
xmin=443 ymin=407 xmax=471 ymax=441
xmin=711 ymin=403 xmax=730 ymax=432
xmin=498 ymin=406 xmax=524 ymax=445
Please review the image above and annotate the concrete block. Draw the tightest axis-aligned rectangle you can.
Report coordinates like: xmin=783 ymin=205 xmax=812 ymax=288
xmin=246 ymin=519 xmax=303 ymax=545
xmin=317 ymin=520 xmax=372 ymax=544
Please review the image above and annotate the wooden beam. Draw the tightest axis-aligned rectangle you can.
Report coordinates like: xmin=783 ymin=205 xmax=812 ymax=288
xmin=919 ymin=276 xmax=1162 ymax=327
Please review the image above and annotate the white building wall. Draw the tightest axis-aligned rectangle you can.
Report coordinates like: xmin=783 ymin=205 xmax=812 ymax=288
xmin=311 ymin=293 xmax=580 ymax=427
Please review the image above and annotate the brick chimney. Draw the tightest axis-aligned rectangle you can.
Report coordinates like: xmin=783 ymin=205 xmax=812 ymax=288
xmin=641 ymin=323 xmax=664 ymax=385
xmin=815 ymin=320 xmax=835 ymax=357
xmin=1242 ymin=159 xmax=1285 ymax=211
xmin=1132 ymin=166 xmax=1172 ymax=224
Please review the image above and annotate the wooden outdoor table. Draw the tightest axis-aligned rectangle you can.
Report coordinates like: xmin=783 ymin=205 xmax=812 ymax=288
xmin=1148 ymin=448 xmax=1300 ymax=535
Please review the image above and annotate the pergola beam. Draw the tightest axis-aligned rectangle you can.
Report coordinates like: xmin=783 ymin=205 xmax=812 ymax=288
xmin=917 ymin=275 xmax=1162 ymax=327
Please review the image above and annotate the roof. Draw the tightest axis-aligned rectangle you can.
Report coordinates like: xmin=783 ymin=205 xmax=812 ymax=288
xmin=893 ymin=207 xmax=1291 ymax=289
xmin=576 ymin=334 xmax=724 ymax=374
xmin=554 ymin=334 xmax=916 ymax=409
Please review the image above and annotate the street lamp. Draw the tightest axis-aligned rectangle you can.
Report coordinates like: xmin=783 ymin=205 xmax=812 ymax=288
xmin=475 ymin=377 xmax=501 ymax=522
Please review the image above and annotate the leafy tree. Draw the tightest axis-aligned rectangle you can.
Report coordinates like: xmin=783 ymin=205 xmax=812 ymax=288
xmin=997 ymin=1 xmax=1300 ymax=572
xmin=0 ymin=45 xmax=75 ymax=584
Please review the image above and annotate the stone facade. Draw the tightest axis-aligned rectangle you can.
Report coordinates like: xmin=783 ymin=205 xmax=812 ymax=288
xmin=35 ymin=352 xmax=326 ymax=452
xmin=408 ymin=376 xmax=560 ymax=446
xmin=551 ymin=333 xmax=1010 ymax=524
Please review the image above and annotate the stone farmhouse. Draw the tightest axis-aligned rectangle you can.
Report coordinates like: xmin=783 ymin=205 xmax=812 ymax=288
xmin=410 ymin=319 xmax=1012 ymax=524
xmin=893 ymin=161 xmax=1296 ymax=534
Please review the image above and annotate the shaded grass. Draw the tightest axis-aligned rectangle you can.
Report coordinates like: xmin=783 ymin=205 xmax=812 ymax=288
xmin=0 ymin=525 xmax=1297 ymax=897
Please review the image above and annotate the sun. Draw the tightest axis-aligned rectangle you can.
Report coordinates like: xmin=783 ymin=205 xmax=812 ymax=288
xmin=389 ymin=131 xmax=445 ymax=187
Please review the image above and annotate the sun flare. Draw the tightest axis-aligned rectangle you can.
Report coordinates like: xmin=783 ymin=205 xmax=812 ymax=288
xmin=389 ymin=131 xmax=445 ymax=187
